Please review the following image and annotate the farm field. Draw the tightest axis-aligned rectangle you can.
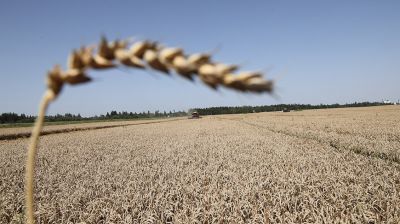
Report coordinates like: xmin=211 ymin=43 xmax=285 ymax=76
xmin=0 ymin=118 xmax=184 ymax=140
xmin=1 ymin=106 xmax=399 ymax=223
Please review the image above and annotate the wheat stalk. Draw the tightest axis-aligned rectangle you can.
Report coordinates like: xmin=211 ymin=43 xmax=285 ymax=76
xmin=25 ymin=36 xmax=274 ymax=224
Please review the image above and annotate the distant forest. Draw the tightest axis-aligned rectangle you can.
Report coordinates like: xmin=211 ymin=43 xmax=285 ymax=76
xmin=191 ymin=102 xmax=387 ymax=115
xmin=0 ymin=110 xmax=187 ymax=124
xmin=0 ymin=102 xmax=389 ymax=124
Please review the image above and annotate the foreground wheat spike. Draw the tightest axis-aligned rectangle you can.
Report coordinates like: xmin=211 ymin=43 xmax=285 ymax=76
xmin=25 ymin=36 xmax=274 ymax=224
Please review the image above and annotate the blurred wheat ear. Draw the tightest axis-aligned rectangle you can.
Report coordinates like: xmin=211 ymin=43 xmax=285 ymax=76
xmin=25 ymin=36 xmax=274 ymax=224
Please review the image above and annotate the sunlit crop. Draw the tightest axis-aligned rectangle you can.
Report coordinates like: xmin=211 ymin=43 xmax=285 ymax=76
xmin=1 ymin=106 xmax=399 ymax=223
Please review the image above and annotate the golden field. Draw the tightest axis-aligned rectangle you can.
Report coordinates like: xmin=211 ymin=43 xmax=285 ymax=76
xmin=1 ymin=106 xmax=399 ymax=223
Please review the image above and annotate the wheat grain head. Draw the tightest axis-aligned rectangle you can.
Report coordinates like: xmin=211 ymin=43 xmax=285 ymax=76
xmin=25 ymin=36 xmax=274 ymax=224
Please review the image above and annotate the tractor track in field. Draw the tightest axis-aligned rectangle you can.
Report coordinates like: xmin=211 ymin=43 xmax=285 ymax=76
xmin=0 ymin=118 xmax=184 ymax=141
xmin=216 ymin=117 xmax=400 ymax=165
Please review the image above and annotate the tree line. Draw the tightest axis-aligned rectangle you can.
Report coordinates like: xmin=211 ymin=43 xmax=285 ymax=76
xmin=0 ymin=110 xmax=187 ymax=124
xmin=190 ymin=102 xmax=386 ymax=116
xmin=0 ymin=102 xmax=388 ymax=124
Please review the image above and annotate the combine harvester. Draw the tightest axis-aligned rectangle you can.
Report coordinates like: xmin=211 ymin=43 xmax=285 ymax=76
xmin=189 ymin=111 xmax=201 ymax=119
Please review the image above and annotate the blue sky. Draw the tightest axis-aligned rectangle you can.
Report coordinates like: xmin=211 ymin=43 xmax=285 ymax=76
xmin=0 ymin=1 xmax=399 ymax=116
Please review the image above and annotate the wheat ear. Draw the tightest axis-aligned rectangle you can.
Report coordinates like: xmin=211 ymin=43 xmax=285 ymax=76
xmin=25 ymin=36 xmax=274 ymax=224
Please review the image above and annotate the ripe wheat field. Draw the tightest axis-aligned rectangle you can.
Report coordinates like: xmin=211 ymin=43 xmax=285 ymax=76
xmin=1 ymin=106 xmax=399 ymax=223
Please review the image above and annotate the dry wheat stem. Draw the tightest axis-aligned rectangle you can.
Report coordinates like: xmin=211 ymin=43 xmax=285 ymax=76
xmin=25 ymin=90 xmax=55 ymax=224
xmin=25 ymin=37 xmax=274 ymax=224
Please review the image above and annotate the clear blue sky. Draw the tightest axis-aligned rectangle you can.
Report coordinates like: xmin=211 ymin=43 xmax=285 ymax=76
xmin=1 ymin=1 xmax=399 ymax=116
